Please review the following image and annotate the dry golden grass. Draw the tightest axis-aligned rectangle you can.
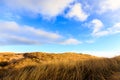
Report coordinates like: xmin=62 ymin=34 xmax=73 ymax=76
xmin=0 ymin=52 xmax=120 ymax=80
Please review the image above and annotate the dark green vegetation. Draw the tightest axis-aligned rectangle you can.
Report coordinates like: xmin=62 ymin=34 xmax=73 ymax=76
xmin=0 ymin=52 xmax=120 ymax=80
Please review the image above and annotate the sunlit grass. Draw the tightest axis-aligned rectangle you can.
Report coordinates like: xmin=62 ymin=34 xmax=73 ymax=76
xmin=0 ymin=52 xmax=120 ymax=80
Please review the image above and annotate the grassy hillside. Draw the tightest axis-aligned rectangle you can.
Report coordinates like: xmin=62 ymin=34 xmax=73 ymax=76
xmin=0 ymin=52 xmax=120 ymax=80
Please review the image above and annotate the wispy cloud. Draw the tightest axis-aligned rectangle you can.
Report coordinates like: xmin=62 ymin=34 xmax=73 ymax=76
xmin=0 ymin=21 xmax=62 ymax=45
xmin=60 ymin=38 xmax=82 ymax=45
xmin=66 ymin=3 xmax=88 ymax=21
xmin=85 ymin=40 xmax=95 ymax=44
xmin=2 ymin=0 xmax=90 ymax=21
xmin=108 ymin=22 xmax=120 ymax=34
xmin=99 ymin=0 xmax=120 ymax=13
xmin=3 ymin=0 xmax=74 ymax=19
xmin=87 ymin=19 xmax=104 ymax=37
xmin=91 ymin=19 xmax=104 ymax=34
xmin=88 ymin=19 xmax=120 ymax=37
xmin=95 ymin=22 xmax=120 ymax=37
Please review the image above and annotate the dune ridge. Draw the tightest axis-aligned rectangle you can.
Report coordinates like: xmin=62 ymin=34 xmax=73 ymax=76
xmin=0 ymin=52 xmax=120 ymax=80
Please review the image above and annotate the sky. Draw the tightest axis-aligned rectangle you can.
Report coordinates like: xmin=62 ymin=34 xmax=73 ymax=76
xmin=0 ymin=0 xmax=120 ymax=57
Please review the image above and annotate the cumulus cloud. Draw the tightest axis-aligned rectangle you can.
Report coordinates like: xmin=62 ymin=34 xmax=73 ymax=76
xmin=91 ymin=19 xmax=104 ymax=33
xmin=88 ymin=19 xmax=104 ymax=36
xmin=99 ymin=0 xmax=120 ymax=13
xmin=60 ymin=38 xmax=82 ymax=45
xmin=88 ymin=19 xmax=120 ymax=37
xmin=3 ymin=0 xmax=74 ymax=19
xmin=108 ymin=22 xmax=120 ymax=34
xmin=0 ymin=21 xmax=62 ymax=45
xmin=95 ymin=22 xmax=120 ymax=37
xmin=66 ymin=3 xmax=88 ymax=21
xmin=2 ymin=0 xmax=90 ymax=21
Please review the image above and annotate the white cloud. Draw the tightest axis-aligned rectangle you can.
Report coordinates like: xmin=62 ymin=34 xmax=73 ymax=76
xmin=93 ymin=31 xmax=109 ymax=37
xmin=89 ymin=21 xmax=120 ymax=37
xmin=0 ymin=34 xmax=39 ymax=45
xmin=2 ymin=0 xmax=91 ymax=21
xmin=60 ymin=38 xmax=82 ymax=45
xmin=99 ymin=0 xmax=120 ymax=13
xmin=85 ymin=40 xmax=95 ymax=44
xmin=81 ymin=51 xmax=120 ymax=57
xmin=91 ymin=19 xmax=104 ymax=33
xmin=97 ymin=22 xmax=120 ymax=37
xmin=3 ymin=0 xmax=74 ymax=19
xmin=108 ymin=23 xmax=120 ymax=34
xmin=88 ymin=19 xmax=104 ymax=36
xmin=66 ymin=3 xmax=88 ymax=21
xmin=0 ymin=21 xmax=62 ymax=45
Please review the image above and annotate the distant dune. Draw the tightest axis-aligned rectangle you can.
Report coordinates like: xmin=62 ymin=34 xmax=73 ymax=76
xmin=0 ymin=52 xmax=120 ymax=80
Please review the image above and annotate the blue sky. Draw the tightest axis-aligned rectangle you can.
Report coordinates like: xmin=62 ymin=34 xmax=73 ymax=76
xmin=0 ymin=0 xmax=120 ymax=57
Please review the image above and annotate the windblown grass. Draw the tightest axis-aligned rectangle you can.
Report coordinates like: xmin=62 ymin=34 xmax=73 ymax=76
xmin=0 ymin=52 xmax=120 ymax=80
